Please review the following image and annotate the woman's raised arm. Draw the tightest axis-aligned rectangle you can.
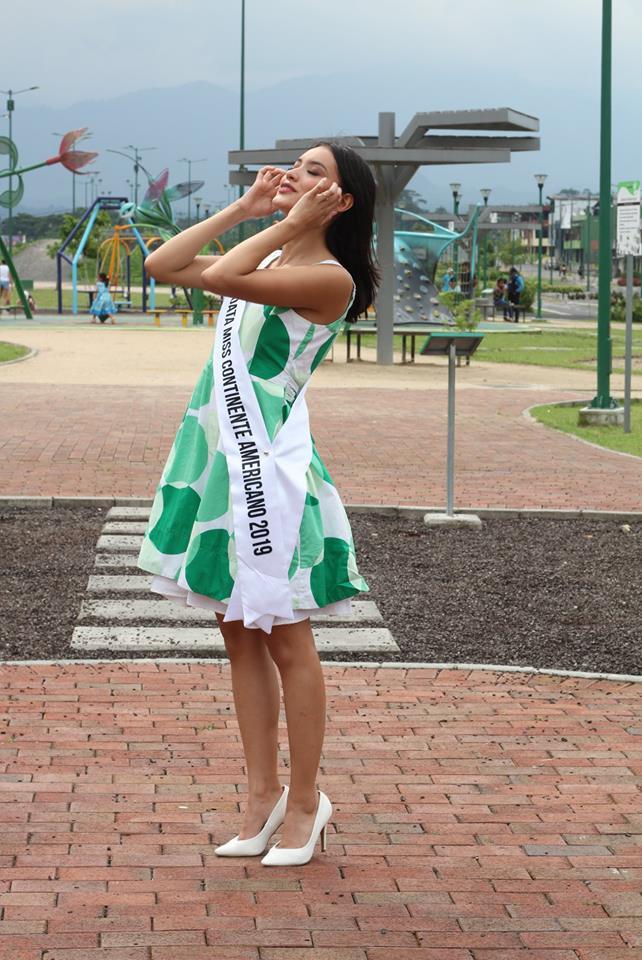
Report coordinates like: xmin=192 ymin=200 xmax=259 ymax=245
xmin=144 ymin=167 xmax=289 ymax=289
xmin=144 ymin=201 xmax=250 ymax=288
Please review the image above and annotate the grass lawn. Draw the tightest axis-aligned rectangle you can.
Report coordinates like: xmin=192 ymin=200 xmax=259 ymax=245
xmin=476 ymin=327 xmax=642 ymax=373
xmin=23 ymin=287 xmax=181 ymax=312
xmin=332 ymin=325 xmax=641 ymax=373
xmin=0 ymin=342 xmax=29 ymax=363
xmin=531 ymin=400 xmax=642 ymax=458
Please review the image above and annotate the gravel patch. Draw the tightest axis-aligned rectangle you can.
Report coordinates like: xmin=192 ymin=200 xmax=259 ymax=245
xmin=0 ymin=506 xmax=640 ymax=674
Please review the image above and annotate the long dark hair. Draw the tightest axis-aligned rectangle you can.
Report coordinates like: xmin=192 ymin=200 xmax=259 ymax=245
xmin=314 ymin=141 xmax=379 ymax=323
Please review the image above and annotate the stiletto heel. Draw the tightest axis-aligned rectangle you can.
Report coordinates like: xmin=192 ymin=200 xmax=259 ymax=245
xmin=261 ymin=790 xmax=332 ymax=866
xmin=214 ymin=785 xmax=288 ymax=856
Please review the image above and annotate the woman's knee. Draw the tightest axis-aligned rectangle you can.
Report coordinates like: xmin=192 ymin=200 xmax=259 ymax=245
xmin=216 ymin=614 xmax=267 ymax=660
xmin=264 ymin=620 xmax=316 ymax=671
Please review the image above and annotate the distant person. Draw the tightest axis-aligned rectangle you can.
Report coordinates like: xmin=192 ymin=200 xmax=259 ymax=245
xmin=90 ymin=272 xmax=117 ymax=324
xmin=0 ymin=260 xmax=11 ymax=306
xmin=27 ymin=292 xmax=37 ymax=313
xmin=441 ymin=269 xmax=453 ymax=292
xmin=493 ymin=277 xmax=512 ymax=320
xmin=448 ymin=276 xmax=461 ymax=294
xmin=507 ymin=266 xmax=525 ymax=322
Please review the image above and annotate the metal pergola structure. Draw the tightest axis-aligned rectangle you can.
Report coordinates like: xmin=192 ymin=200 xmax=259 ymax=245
xmin=229 ymin=108 xmax=540 ymax=364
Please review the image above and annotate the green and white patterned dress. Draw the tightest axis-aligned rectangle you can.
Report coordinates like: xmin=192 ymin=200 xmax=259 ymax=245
xmin=137 ymin=256 xmax=369 ymax=627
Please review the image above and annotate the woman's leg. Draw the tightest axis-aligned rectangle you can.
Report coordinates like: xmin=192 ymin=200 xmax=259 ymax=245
xmin=263 ymin=618 xmax=327 ymax=847
xmin=215 ymin=613 xmax=283 ymax=838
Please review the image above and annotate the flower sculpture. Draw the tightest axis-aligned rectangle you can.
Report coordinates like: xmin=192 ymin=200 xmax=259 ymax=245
xmin=120 ymin=168 xmax=205 ymax=241
xmin=0 ymin=127 xmax=98 ymax=319
xmin=0 ymin=127 xmax=97 ymax=209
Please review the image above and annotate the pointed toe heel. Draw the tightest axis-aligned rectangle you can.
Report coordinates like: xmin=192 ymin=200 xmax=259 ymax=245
xmin=214 ymin=785 xmax=288 ymax=857
xmin=261 ymin=790 xmax=332 ymax=867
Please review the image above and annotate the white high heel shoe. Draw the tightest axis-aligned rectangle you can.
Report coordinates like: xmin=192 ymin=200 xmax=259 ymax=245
xmin=261 ymin=789 xmax=332 ymax=866
xmin=214 ymin=785 xmax=289 ymax=857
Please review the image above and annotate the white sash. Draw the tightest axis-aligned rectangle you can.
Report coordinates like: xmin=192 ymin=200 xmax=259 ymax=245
xmin=212 ymin=254 xmax=312 ymax=633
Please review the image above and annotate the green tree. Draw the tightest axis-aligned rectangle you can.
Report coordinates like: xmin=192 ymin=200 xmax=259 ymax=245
xmin=47 ymin=211 xmax=113 ymax=260
xmin=397 ymin=189 xmax=430 ymax=214
xmin=496 ymin=239 xmax=527 ymax=267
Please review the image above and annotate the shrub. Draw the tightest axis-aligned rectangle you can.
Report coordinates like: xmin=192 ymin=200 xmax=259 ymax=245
xmin=610 ymin=293 xmax=642 ymax=323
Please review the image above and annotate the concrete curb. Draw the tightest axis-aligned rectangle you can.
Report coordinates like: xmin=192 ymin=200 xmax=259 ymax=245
xmin=0 ymin=656 xmax=639 ymax=684
xmin=1 ymin=495 xmax=641 ymax=521
xmin=0 ymin=345 xmax=38 ymax=367
xmin=524 ymin=399 xmax=642 ymax=464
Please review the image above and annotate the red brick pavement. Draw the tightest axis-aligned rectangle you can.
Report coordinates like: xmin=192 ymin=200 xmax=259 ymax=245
xmin=0 ymin=660 xmax=640 ymax=959
xmin=0 ymin=383 xmax=640 ymax=509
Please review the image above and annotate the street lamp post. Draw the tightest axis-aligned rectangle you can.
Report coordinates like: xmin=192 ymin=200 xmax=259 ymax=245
xmin=587 ymin=0 xmax=617 ymax=414
xmin=547 ymin=196 xmax=554 ymax=283
xmin=195 ymin=196 xmax=202 ymax=221
xmin=480 ymin=188 xmax=491 ymax=289
xmin=534 ymin=174 xmax=547 ymax=319
xmin=1 ymin=85 xmax=39 ymax=251
xmin=179 ymin=157 xmax=207 ymax=226
xmin=450 ymin=182 xmax=461 ymax=280
xmin=107 ymin=146 xmax=157 ymax=208
xmin=585 ymin=189 xmax=592 ymax=294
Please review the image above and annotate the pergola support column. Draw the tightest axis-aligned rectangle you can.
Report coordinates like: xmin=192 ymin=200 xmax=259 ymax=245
xmin=374 ymin=113 xmax=396 ymax=365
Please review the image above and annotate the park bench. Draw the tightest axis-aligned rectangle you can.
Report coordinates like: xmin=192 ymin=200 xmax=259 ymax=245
xmin=347 ymin=321 xmax=442 ymax=364
xmin=151 ymin=308 xmax=218 ymax=327
xmin=0 ymin=304 xmax=23 ymax=318
xmin=345 ymin=320 xmax=486 ymax=366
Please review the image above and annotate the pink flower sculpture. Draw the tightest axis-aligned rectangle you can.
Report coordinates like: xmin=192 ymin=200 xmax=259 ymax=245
xmin=45 ymin=128 xmax=98 ymax=174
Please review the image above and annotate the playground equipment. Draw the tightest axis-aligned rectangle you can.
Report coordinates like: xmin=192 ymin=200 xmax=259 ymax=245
xmin=393 ymin=206 xmax=480 ymax=324
xmin=97 ymin=224 xmax=166 ymax=305
xmin=0 ymin=128 xmax=97 ymax=318
xmin=56 ymin=196 xmax=157 ymax=314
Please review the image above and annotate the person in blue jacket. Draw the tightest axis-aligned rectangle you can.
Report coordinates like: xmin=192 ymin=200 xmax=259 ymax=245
xmin=507 ymin=267 xmax=525 ymax=322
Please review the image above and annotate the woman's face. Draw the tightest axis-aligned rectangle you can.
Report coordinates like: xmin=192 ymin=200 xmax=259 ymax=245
xmin=273 ymin=145 xmax=343 ymax=214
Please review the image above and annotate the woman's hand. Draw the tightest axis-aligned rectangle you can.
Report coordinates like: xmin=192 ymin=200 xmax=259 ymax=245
xmin=285 ymin=178 xmax=344 ymax=232
xmin=237 ymin=166 xmax=287 ymax=218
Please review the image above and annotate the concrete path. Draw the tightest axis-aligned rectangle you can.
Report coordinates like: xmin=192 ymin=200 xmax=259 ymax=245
xmin=0 ymin=659 xmax=640 ymax=959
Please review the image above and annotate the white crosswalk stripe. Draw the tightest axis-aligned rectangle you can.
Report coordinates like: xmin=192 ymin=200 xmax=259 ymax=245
xmin=72 ymin=518 xmax=399 ymax=655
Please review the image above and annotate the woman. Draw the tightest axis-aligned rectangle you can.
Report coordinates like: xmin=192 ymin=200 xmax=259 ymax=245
xmin=90 ymin=272 xmax=117 ymax=324
xmin=139 ymin=142 xmax=378 ymax=866
xmin=493 ymin=276 xmax=511 ymax=321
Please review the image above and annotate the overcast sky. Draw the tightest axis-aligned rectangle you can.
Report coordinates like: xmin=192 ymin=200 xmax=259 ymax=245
xmin=3 ymin=0 xmax=642 ymax=208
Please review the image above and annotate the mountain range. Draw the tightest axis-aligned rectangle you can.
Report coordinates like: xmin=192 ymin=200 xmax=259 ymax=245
xmin=4 ymin=68 xmax=632 ymax=216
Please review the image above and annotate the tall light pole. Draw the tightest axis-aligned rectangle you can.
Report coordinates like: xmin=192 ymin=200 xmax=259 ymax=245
xmin=480 ymin=188 xmax=491 ymax=289
xmin=107 ymin=146 xmax=157 ymax=207
xmin=238 ymin=0 xmax=247 ymax=242
xmin=450 ymin=182 xmax=461 ymax=281
xmin=585 ymin=188 xmax=592 ymax=294
xmin=1 ymin=85 xmax=39 ymax=251
xmin=534 ymin=174 xmax=547 ymax=318
xmin=588 ymin=0 xmax=617 ymax=413
xmin=179 ymin=157 xmax=207 ymax=226
xmin=547 ymin=196 xmax=555 ymax=283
